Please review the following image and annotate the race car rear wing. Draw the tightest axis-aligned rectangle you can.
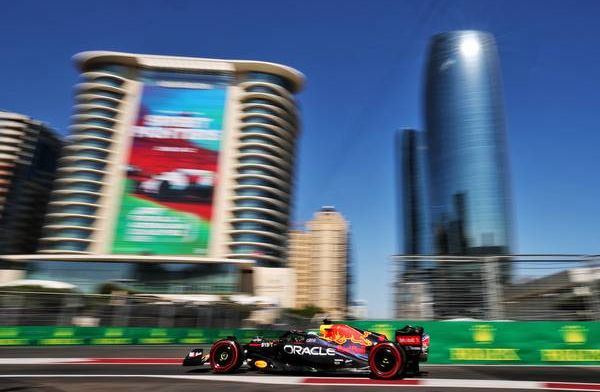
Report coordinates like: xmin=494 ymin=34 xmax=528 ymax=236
xmin=395 ymin=325 xmax=429 ymax=362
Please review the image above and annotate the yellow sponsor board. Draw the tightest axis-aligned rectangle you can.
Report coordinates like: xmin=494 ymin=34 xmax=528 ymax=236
xmin=560 ymin=326 xmax=587 ymax=345
xmin=179 ymin=338 xmax=208 ymax=344
xmin=53 ymin=328 xmax=75 ymax=338
xmin=138 ymin=338 xmax=175 ymax=344
xmin=471 ymin=325 xmax=495 ymax=344
xmin=104 ymin=329 xmax=124 ymax=338
xmin=0 ymin=328 xmax=19 ymax=338
xmin=150 ymin=329 xmax=168 ymax=337
xmin=91 ymin=338 xmax=133 ymax=345
xmin=0 ymin=339 xmax=29 ymax=345
xmin=450 ymin=348 xmax=520 ymax=361
xmin=39 ymin=338 xmax=85 ymax=345
xmin=541 ymin=349 xmax=600 ymax=362
xmin=182 ymin=330 xmax=207 ymax=343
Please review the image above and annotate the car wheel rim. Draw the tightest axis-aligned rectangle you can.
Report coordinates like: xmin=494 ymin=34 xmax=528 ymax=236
xmin=213 ymin=344 xmax=235 ymax=368
xmin=374 ymin=347 xmax=396 ymax=373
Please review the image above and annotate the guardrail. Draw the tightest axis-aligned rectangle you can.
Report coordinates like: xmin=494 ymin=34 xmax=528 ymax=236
xmin=0 ymin=290 xmax=257 ymax=328
xmin=2 ymin=321 xmax=598 ymax=366
xmin=0 ymin=326 xmax=284 ymax=346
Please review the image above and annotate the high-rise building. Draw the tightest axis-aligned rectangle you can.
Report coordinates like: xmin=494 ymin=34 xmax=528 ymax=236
xmin=424 ymin=31 xmax=512 ymax=256
xmin=0 ymin=111 xmax=61 ymax=254
xmin=39 ymin=51 xmax=304 ymax=267
xmin=396 ymin=129 xmax=431 ymax=319
xmin=288 ymin=227 xmax=312 ymax=308
xmin=288 ymin=207 xmax=349 ymax=319
xmin=396 ymin=31 xmax=513 ymax=319
xmin=398 ymin=129 xmax=426 ymax=258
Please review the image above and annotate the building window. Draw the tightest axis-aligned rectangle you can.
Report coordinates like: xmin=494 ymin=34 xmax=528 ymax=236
xmin=52 ymin=241 xmax=88 ymax=251
xmin=246 ymin=72 xmax=292 ymax=91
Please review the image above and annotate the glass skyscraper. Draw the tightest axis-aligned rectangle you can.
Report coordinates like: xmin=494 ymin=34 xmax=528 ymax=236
xmin=424 ymin=30 xmax=513 ymax=256
xmin=398 ymin=129 xmax=424 ymax=256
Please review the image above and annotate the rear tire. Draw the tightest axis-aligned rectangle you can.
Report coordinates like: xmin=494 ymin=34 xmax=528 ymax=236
xmin=209 ymin=340 xmax=243 ymax=373
xmin=369 ymin=343 xmax=406 ymax=379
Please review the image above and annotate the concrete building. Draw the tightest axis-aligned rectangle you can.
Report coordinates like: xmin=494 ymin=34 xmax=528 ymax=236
xmin=288 ymin=227 xmax=313 ymax=308
xmin=1 ymin=52 xmax=304 ymax=298
xmin=289 ymin=207 xmax=349 ymax=319
xmin=38 ymin=51 xmax=303 ymax=267
xmin=0 ymin=111 xmax=61 ymax=254
xmin=503 ymin=265 xmax=600 ymax=321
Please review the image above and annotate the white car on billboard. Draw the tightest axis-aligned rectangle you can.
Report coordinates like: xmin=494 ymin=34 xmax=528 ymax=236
xmin=139 ymin=169 xmax=215 ymax=201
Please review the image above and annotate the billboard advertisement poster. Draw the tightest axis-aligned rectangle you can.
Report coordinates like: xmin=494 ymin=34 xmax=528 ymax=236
xmin=112 ymin=79 xmax=227 ymax=255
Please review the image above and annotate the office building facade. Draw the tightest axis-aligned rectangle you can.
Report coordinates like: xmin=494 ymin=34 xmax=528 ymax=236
xmin=39 ymin=51 xmax=304 ymax=267
xmin=398 ymin=129 xmax=426 ymax=257
xmin=424 ymin=31 xmax=512 ymax=256
xmin=396 ymin=31 xmax=513 ymax=319
xmin=0 ymin=111 xmax=61 ymax=254
xmin=288 ymin=207 xmax=349 ymax=319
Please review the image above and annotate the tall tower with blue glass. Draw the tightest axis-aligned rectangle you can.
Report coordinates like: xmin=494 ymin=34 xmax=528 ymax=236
xmin=425 ymin=31 xmax=513 ymax=257
xmin=398 ymin=129 xmax=426 ymax=257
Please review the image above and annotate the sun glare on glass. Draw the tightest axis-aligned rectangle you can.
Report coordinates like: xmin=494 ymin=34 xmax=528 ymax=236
xmin=460 ymin=36 xmax=481 ymax=57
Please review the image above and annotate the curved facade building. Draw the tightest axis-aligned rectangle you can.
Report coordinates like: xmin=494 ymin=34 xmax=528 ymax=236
xmin=424 ymin=31 xmax=512 ymax=255
xmin=0 ymin=111 xmax=60 ymax=254
xmin=40 ymin=51 xmax=303 ymax=266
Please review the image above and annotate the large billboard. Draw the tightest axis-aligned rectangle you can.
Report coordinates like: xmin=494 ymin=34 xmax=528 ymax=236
xmin=112 ymin=77 xmax=227 ymax=255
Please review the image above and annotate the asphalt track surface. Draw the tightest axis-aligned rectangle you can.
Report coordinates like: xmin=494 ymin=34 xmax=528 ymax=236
xmin=1 ymin=346 xmax=599 ymax=392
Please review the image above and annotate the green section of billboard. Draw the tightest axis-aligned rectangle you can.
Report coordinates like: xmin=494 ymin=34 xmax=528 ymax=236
xmin=1 ymin=322 xmax=598 ymax=365
xmin=112 ymin=180 xmax=210 ymax=255
xmin=344 ymin=320 xmax=600 ymax=365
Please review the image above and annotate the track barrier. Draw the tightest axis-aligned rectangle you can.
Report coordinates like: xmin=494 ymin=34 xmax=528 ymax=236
xmin=0 ymin=321 xmax=598 ymax=365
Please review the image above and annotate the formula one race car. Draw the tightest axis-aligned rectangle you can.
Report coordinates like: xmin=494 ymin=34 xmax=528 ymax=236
xmin=182 ymin=322 xmax=429 ymax=379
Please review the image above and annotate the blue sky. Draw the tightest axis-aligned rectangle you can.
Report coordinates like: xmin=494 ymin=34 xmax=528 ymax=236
xmin=2 ymin=0 xmax=599 ymax=317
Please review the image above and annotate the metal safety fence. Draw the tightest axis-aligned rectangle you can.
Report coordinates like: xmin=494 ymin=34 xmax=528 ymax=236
xmin=392 ymin=254 xmax=600 ymax=321
xmin=0 ymin=290 xmax=308 ymax=329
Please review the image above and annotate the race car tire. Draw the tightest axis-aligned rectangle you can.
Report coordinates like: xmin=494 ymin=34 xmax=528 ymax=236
xmin=209 ymin=340 xmax=243 ymax=373
xmin=157 ymin=181 xmax=173 ymax=201
xmin=369 ymin=342 xmax=405 ymax=379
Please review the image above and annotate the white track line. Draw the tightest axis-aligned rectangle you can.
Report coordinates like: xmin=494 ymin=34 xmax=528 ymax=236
xmin=1 ymin=375 xmax=600 ymax=390
xmin=2 ymin=358 xmax=599 ymax=368
xmin=0 ymin=358 xmax=181 ymax=365
xmin=425 ymin=378 xmax=540 ymax=390
xmin=0 ymin=358 xmax=89 ymax=365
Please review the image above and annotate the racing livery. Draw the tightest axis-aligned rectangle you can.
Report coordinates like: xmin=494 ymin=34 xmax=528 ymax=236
xmin=182 ymin=322 xmax=429 ymax=379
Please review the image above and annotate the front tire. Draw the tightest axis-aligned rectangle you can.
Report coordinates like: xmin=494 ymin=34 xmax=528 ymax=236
xmin=369 ymin=343 xmax=406 ymax=379
xmin=209 ymin=340 xmax=243 ymax=373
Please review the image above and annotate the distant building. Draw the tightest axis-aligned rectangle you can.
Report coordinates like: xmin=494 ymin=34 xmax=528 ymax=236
xmin=424 ymin=31 xmax=514 ymax=318
xmin=348 ymin=299 xmax=368 ymax=320
xmin=288 ymin=227 xmax=313 ymax=308
xmin=503 ymin=266 xmax=600 ymax=320
xmin=398 ymin=129 xmax=428 ymax=259
xmin=0 ymin=111 xmax=61 ymax=254
xmin=424 ymin=31 xmax=513 ymax=256
xmin=251 ymin=266 xmax=296 ymax=308
xmin=288 ymin=207 xmax=349 ymax=319
xmin=396 ymin=31 xmax=514 ymax=319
